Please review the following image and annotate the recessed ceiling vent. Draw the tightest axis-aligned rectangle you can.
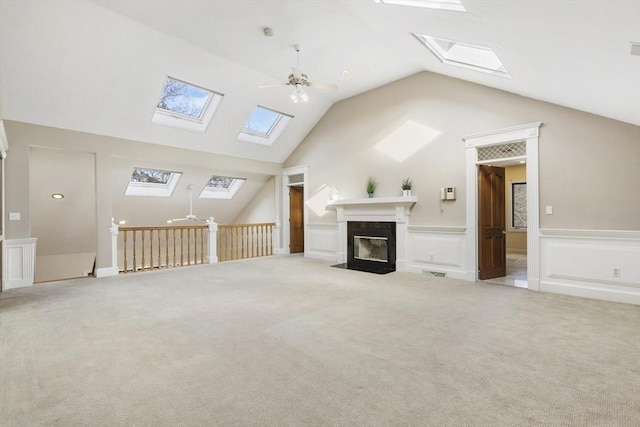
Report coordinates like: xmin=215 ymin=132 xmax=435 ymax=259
xmin=631 ymin=42 xmax=640 ymax=57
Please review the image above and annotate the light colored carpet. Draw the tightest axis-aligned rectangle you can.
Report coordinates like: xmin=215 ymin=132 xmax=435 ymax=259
xmin=1 ymin=256 xmax=638 ymax=426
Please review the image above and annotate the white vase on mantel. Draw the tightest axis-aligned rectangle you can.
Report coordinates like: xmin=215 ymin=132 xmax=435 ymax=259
xmin=402 ymin=189 xmax=412 ymax=197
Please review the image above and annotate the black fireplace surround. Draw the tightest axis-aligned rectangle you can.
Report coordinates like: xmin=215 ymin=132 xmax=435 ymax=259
xmin=347 ymin=221 xmax=396 ymax=274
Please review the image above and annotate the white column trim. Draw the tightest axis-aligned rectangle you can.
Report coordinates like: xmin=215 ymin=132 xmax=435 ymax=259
xmin=97 ymin=218 xmax=120 ymax=278
xmin=206 ymin=218 xmax=218 ymax=264
xmin=3 ymin=238 xmax=37 ymax=289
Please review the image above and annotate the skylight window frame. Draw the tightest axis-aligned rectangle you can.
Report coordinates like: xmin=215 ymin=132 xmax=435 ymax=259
xmin=413 ymin=33 xmax=511 ymax=79
xmin=374 ymin=0 xmax=466 ymax=12
xmin=199 ymin=175 xmax=247 ymax=200
xmin=237 ymin=105 xmax=293 ymax=147
xmin=151 ymin=76 xmax=224 ymax=133
xmin=125 ymin=167 xmax=182 ymax=197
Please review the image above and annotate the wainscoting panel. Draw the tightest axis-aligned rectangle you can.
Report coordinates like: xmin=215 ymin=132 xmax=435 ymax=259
xmin=405 ymin=226 xmax=467 ymax=279
xmin=540 ymin=229 xmax=640 ymax=304
xmin=306 ymin=223 xmax=338 ymax=261
xmin=3 ymin=238 xmax=37 ymax=290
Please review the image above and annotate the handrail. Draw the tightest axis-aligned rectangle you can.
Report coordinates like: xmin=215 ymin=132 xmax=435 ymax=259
xmin=119 ymin=225 xmax=208 ymax=232
xmin=118 ymin=224 xmax=208 ymax=273
xmin=218 ymin=222 xmax=274 ymax=262
xmin=117 ymin=222 xmax=275 ymax=273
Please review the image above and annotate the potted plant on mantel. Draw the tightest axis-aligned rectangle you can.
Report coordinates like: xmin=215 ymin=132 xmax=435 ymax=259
xmin=401 ymin=177 xmax=413 ymax=197
xmin=366 ymin=176 xmax=377 ymax=198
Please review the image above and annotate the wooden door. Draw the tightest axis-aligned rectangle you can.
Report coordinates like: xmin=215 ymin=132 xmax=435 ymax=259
xmin=478 ymin=165 xmax=506 ymax=280
xmin=289 ymin=186 xmax=304 ymax=254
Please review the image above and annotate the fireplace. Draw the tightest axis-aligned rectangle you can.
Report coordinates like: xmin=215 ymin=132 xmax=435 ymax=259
xmin=347 ymin=221 xmax=396 ymax=274
xmin=325 ymin=196 xmax=416 ymax=273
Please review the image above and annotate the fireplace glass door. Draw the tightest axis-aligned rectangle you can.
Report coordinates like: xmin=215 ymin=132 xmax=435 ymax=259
xmin=353 ymin=236 xmax=388 ymax=263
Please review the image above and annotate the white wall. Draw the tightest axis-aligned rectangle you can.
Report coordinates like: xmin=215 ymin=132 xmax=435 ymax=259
xmin=279 ymin=71 xmax=640 ymax=304
xmin=30 ymin=147 xmax=97 ymax=283
xmin=232 ymin=176 xmax=276 ymax=224
xmin=4 ymin=121 xmax=281 ymax=276
xmin=285 ymin=71 xmax=640 ymax=230
xmin=505 ymin=165 xmax=527 ymax=253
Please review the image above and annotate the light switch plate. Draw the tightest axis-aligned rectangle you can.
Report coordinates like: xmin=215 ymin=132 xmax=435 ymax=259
xmin=545 ymin=206 xmax=553 ymax=215
xmin=9 ymin=212 xmax=21 ymax=220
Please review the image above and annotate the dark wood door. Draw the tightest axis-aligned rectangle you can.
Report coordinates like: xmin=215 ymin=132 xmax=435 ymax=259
xmin=478 ymin=165 xmax=506 ymax=280
xmin=289 ymin=186 xmax=304 ymax=254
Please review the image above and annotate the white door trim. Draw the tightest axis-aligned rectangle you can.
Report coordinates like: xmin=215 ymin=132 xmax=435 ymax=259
xmin=281 ymin=165 xmax=309 ymax=255
xmin=463 ymin=122 xmax=542 ymax=290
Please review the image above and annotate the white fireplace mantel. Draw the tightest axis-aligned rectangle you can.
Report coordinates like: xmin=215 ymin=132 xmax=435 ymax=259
xmin=326 ymin=196 xmax=417 ymax=270
xmin=326 ymin=196 xmax=417 ymax=223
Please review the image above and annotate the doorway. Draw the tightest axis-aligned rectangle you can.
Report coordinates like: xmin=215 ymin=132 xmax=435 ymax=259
xmin=29 ymin=147 xmax=97 ymax=283
xmin=463 ymin=122 xmax=541 ymax=291
xmin=478 ymin=163 xmax=528 ymax=287
xmin=281 ymin=165 xmax=308 ymax=255
xmin=289 ymin=185 xmax=304 ymax=253
xmin=478 ymin=165 xmax=506 ymax=280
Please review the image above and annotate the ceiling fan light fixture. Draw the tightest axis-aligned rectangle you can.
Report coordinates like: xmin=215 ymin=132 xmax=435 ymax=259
xmin=290 ymin=84 xmax=308 ymax=103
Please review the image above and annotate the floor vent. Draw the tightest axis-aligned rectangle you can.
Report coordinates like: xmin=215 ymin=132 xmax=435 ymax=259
xmin=423 ymin=270 xmax=447 ymax=278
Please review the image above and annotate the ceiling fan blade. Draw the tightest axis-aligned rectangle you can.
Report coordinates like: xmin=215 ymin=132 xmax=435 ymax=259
xmin=307 ymin=81 xmax=338 ymax=91
xmin=291 ymin=67 xmax=303 ymax=80
xmin=169 ymin=218 xmax=188 ymax=223
xmin=258 ymin=83 xmax=290 ymax=89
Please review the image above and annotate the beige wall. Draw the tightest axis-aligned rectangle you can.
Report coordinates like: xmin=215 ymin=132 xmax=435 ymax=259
xmin=505 ymin=165 xmax=527 ymax=253
xmin=233 ymin=176 xmax=276 ymax=224
xmin=30 ymin=147 xmax=97 ymax=282
xmin=4 ymin=121 xmax=281 ymax=270
xmin=284 ymin=71 xmax=640 ymax=230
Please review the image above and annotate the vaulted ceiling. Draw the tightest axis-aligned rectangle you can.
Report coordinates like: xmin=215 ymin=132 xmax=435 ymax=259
xmin=1 ymin=0 xmax=639 ymax=164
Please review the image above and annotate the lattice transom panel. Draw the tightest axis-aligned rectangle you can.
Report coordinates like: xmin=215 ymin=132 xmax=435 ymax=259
xmin=477 ymin=141 xmax=526 ymax=161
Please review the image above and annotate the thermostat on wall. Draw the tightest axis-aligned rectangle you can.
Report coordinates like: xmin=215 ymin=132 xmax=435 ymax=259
xmin=440 ymin=187 xmax=456 ymax=200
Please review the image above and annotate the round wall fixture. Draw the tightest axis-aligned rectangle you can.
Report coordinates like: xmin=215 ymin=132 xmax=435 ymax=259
xmin=51 ymin=193 xmax=64 ymax=199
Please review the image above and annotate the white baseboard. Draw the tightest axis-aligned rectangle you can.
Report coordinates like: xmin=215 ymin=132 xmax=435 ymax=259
xmin=306 ymin=223 xmax=338 ymax=262
xmin=540 ymin=229 xmax=640 ymax=305
xmin=3 ymin=238 xmax=37 ymax=290
xmin=303 ymin=221 xmax=640 ymax=305
xmin=96 ymin=267 xmax=119 ymax=278
xmin=405 ymin=226 xmax=467 ymax=279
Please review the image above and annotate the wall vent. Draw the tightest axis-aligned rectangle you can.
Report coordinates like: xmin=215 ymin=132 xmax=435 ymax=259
xmin=423 ymin=270 xmax=447 ymax=278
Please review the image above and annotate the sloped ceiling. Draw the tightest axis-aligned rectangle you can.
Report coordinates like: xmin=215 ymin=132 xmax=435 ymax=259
xmin=0 ymin=0 xmax=638 ymax=166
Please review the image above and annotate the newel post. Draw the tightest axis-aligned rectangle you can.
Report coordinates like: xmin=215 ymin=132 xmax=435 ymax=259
xmin=273 ymin=216 xmax=281 ymax=253
xmin=207 ymin=217 xmax=218 ymax=264
xmin=109 ymin=217 xmax=119 ymax=274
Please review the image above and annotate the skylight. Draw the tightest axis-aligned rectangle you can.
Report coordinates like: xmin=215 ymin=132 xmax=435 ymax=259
xmin=237 ymin=106 xmax=293 ymax=146
xmin=413 ymin=34 xmax=511 ymax=78
xmin=125 ymin=167 xmax=182 ymax=197
xmin=375 ymin=0 xmax=466 ymax=12
xmin=199 ymin=175 xmax=246 ymax=199
xmin=151 ymin=76 xmax=224 ymax=133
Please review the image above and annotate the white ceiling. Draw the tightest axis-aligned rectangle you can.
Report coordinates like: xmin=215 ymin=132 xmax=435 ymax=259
xmin=1 ymin=0 xmax=638 ymax=164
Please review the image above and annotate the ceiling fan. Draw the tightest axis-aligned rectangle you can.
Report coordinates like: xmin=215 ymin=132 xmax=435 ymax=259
xmin=167 ymin=184 xmax=213 ymax=224
xmin=259 ymin=45 xmax=337 ymax=102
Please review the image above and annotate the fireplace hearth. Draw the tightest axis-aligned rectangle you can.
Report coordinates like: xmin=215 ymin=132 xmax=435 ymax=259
xmin=347 ymin=221 xmax=396 ymax=274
